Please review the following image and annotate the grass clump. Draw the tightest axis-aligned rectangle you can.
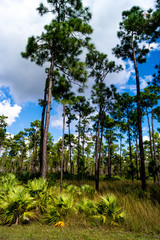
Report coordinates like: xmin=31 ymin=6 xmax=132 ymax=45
xmin=0 ymin=173 xmax=160 ymax=237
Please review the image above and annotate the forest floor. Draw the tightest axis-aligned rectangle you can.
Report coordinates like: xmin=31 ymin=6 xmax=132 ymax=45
xmin=0 ymin=176 xmax=160 ymax=240
xmin=0 ymin=223 xmax=160 ymax=240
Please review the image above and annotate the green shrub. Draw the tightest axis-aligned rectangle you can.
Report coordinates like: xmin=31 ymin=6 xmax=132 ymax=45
xmin=54 ymin=194 xmax=73 ymax=216
xmin=66 ymin=184 xmax=81 ymax=196
xmin=27 ymin=178 xmax=54 ymax=213
xmin=0 ymin=173 xmax=19 ymax=195
xmin=0 ymin=186 xmax=36 ymax=225
xmin=43 ymin=206 xmax=60 ymax=225
xmin=96 ymin=194 xmax=125 ymax=225
xmin=27 ymin=178 xmax=47 ymax=197
xmin=76 ymin=199 xmax=97 ymax=217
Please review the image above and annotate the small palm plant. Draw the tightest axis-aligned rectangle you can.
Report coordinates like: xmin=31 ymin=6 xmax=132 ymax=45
xmin=54 ymin=194 xmax=73 ymax=216
xmin=0 ymin=173 xmax=19 ymax=195
xmin=96 ymin=194 xmax=125 ymax=225
xmin=76 ymin=199 xmax=97 ymax=217
xmin=0 ymin=186 xmax=36 ymax=225
xmin=66 ymin=184 xmax=81 ymax=197
xmin=27 ymin=178 xmax=49 ymax=213
xmin=27 ymin=178 xmax=47 ymax=197
xmin=43 ymin=206 xmax=60 ymax=225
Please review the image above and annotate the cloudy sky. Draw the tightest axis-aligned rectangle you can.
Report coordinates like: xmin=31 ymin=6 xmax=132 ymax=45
xmin=0 ymin=0 xmax=159 ymax=141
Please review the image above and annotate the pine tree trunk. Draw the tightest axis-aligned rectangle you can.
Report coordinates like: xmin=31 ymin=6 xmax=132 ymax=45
xmin=120 ymin=136 xmax=122 ymax=177
xmin=40 ymin=81 xmax=47 ymax=175
xmin=95 ymin=106 xmax=102 ymax=191
xmin=31 ymin=137 xmax=37 ymax=174
xmin=83 ymin=122 xmax=85 ymax=169
xmin=77 ymin=114 xmax=81 ymax=182
xmin=108 ymin=138 xmax=111 ymax=178
xmin=151 ymin=107 xmax=157 ymax=183
xmin=127 ymin=110 xmax=133 ymax=181
xmin=136 ymin=137 xmax=139 ymax=180
xmin=60 ymin=103 xmax=65 ymax=193
xmin=68 ymin=123 xmax=72 ymax=177
xmin=146 ymin=110 xmax=153 ymax=159
xmin=98 ymin=122 xmax=104 ymax=179
xmin=41 ymin=52 xmax=54 ymax=178
xmin=131 ymin=34 xmax=146 ymax=190
xmin=20 ymin=149 xmax=24 ymax=174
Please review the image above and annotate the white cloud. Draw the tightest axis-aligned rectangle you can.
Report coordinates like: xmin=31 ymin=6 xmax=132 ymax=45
xmin=139 ymin=42 xmax=160 ymax=52
xmin=0 ymin=100 xmax=22 ymax=126
xmin=143 ymin=135 xmax=149 ymax=141
xmin=150 ymin=43 xmax=160 ymax=51
xmin=140 ymin=75 xmax=152 ymax=90
xmin=50 ymin=105 xmax=63 ymax=128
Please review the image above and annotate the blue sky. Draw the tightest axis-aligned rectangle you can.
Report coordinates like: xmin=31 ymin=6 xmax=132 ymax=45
xmin=0 ymin=0 xmax=159 ymax=142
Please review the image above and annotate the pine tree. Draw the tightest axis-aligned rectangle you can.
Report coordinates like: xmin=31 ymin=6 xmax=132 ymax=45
xmin=21 ymin=0 xmax=92 ymax=178
xmin=113 ymin=6 xmax=151 ymax=190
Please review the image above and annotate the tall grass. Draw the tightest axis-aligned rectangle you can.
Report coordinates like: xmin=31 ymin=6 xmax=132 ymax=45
xmin=121 ymin=195 xmax=160 ymax=233
xmin=0 ymin=174 xmax=159 ymax=235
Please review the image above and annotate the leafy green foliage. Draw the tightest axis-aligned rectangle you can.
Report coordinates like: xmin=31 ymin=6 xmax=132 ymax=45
xmin=27 ymin=178 xmax=52 ymax=213
xmin=27 ymin=178 xmax=47 ymax=197
xmin=76 ymin=199 xmax=97 ymax=217
xmin=0 ymin=115 xmax=8 ymax=150
xmin=54 ymin=194 xmax=73 ymax=216
xmin=0 ymin=173 xmax=19 ymax=195
xmin=43 ymin=206 xmax=60 ymax=225
xmin=66 ymin=184 xmax=81 ymax=196
xmin=0 ymin=186 xmax=36 ymax=225
xmin=96 ymin=194 xmax=125 ymax=225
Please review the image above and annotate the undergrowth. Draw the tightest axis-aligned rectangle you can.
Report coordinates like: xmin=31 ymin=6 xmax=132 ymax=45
xmin=0 ymin=173 xmax=159 ymax=235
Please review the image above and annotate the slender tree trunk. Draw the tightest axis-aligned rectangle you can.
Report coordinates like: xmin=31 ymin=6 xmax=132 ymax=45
xmin=108 ymin=137 xmax=111 ymax=178
xmin=41 ymin=52 xmax=54 ymax=178
xmin=146 ymin=110 xmax=153 ymax=159
xmin=77 ymin=114 xmax=81 ymax=182
xmin=95 ymin=106 xmax=102 ymax=191
xmin=40 ymin=81 xmax=47 ymax=175
xmin=60 ymin=103 xmax=65 ymax=193
xmin=136 ymin=137 xmax=139 ymax=180
xmin=127 ymin=111 xmax=133 ymax=181
xmin=20 ymin=146 xmax=24 ymax=174
xmin=68 ymin=123 xmax=72 ymax=177
xmin=151 ymin=107 xmax=157 ymax=183
xmin=120 ymin=136 xmax=122 ymax=177
xmin=98 ymin=122 xmax=104 ymax=179
xmin=31 ymin=136 xmax=37 ymax=174
xmin=131 ymin=34 xmax=146 ymax=190
xmin=83 ymin=122 xmax=85 ymax=169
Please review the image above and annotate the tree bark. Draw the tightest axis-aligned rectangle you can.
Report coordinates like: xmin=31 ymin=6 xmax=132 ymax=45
xmin=31 ymin=135 xmax=37 ymax=174
xmin=136 ymin=137 xmax=139 ymax=180
xmin=127 ymin=110 xmax=134 ymax=181
xmin=41 ymin=52 xmax=54 ymax=178
xmin=108 ymin=136 xmax=111 ymax=178
xmin=120 ymin=135 xmax=122 ymax=177
xmin=146 ymin=110 xmax=153 ymax=159
xmin=77 ymin=114 xmax=81 ymax=182
xmin=131 ymin=33 xmax=146 ymax=190
xmin=68 ymin=123 xmax=72 ymax=177
xmin=151 ymin=107 xmax=157 ymax=183
xmin=40 ymin=83 xmax=47 ymax=174
xmin=60 ymin=103 xmax=65 ymax=193
xmin=98 ymin=121 xmax=104 ymax=179
xmin=95 ymin=106 xmax=102 ymax=191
